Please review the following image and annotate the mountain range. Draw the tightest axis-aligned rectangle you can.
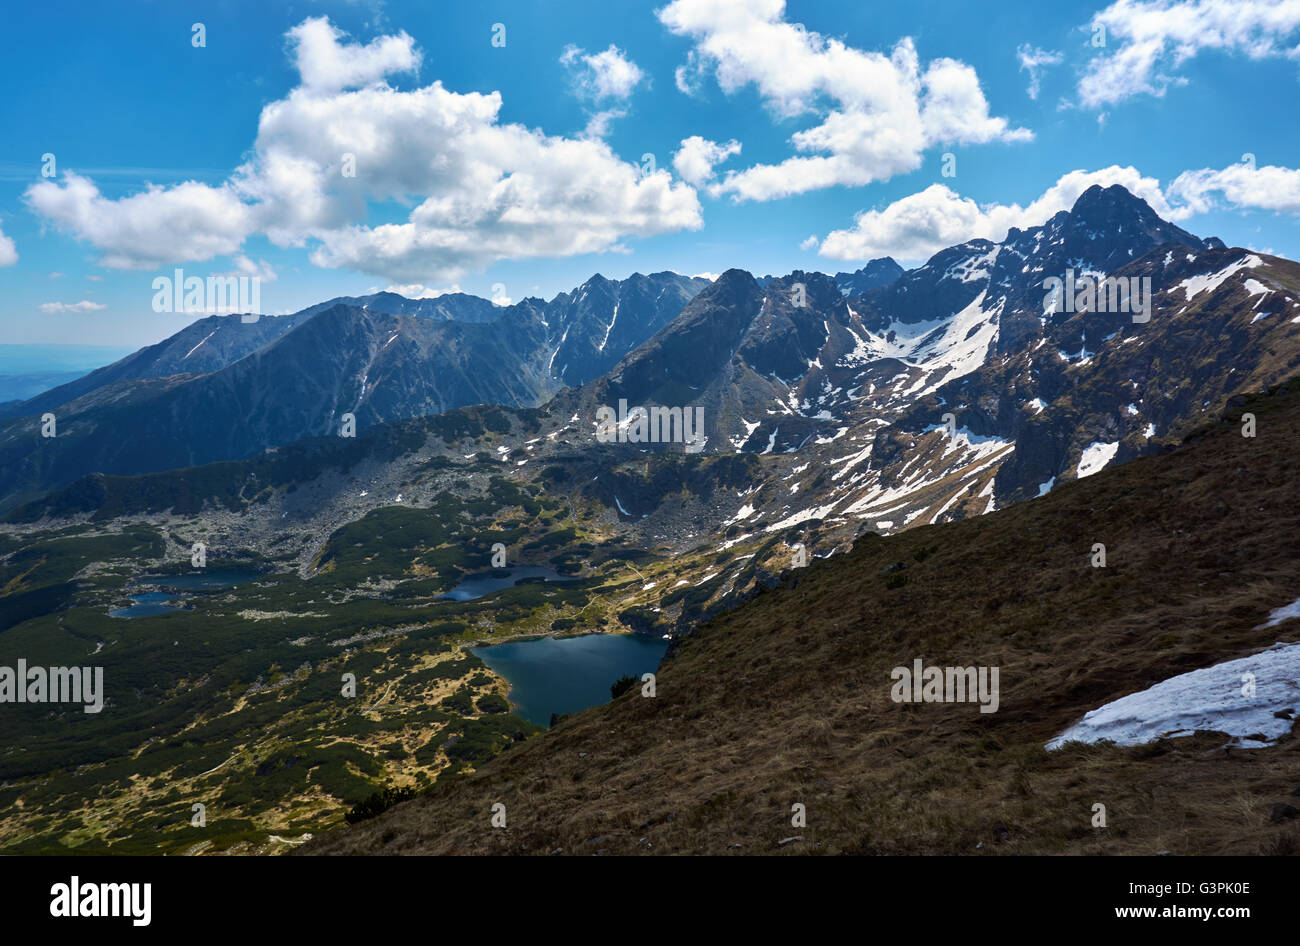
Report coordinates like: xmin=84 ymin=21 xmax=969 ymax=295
xmin=0 ymin=272 xmax=710 ymax=506
xmin=9 ymin=185 xmax=1300 ymax=551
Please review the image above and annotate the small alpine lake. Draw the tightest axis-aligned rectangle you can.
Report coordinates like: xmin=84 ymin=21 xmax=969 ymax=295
xmin=439 ymin=565 xmax=577 ymax=602
xmin=471 ymin=633 xmax=671 ymax=727
xmin=109 ymin=568 xmax=262 ymax=618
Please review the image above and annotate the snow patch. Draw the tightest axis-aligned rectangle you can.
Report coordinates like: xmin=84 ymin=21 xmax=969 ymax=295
xmin=1178 ymin=255 xmax=1263 ymax=302
xmin=730 ymin=418 xmax=760 ymax=451
xmin=1047 ymin=642 xmax=1300 ymax=749
xmin=183 ymin=330 xmax=217 ymax=360
xmin=1257 ymin=596 xmax=1300 ymax=630
xmin=1076 ymin=441 xmax=1119 ymax=479
xmin=597 ymin=302 xmax=619 ymax=352
xmin=727 ymin=503 xmax=756 ymax=525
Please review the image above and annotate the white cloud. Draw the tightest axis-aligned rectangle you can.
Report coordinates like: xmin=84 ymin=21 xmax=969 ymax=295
xmin=819 ymin=184 xmax=1000 ymax=262
xmin=658 ymin=0 xmax=1031 ymax=201
xmin=560 ymin=44 xmax=646 ymax=139
xmin=0 ymin=221 xmax=15 ymax=266
xmin=288 ymin=16 xmax=421 ymax=93
xmin=24 ymin=17 xmax=701 ymax=283
xmin=26 ymin=172 xmax=256 ymax=270
xmin=380 ymin=281 xmax=513 ymax=305
xmin=674 ymin=49 xmax=708 ymax=95
xmin=672 ymin=136 xmax=742 ymax=187
xmin=380 ymin=282 xmax=461 ymax=298
xmin=231 ymin=255 xmax=278 ymax=282
xmin=1017 ymin=44 xmax=1063 ymax=99
xmin=799 ymin=234 xmax=819 ymax=250
xmin=582 ymin=108 xmax=628 ymax=139
xmin=1168 ymin=161 xmax=1300 ymax=214
xmin=377 ymin=283 xmax=506 ymax=305
xmin=1080 ymin=0 xmax=1300 ymax=108
xmin=301 ymin=119 xmax=701 ymax=280
xmin=817 ymin=166 xmax=1182 ymax=263
xmin=561 ymin=44 xmax=646 ymax=101
xmin=40 ymin=300 xmax=107 ymax=312
xmin=919 ymin=58 xmax=1031 ymax=145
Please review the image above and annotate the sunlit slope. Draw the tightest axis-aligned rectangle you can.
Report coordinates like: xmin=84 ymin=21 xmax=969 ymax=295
xmin=305 ymin=382 xmax=1300 ymax=855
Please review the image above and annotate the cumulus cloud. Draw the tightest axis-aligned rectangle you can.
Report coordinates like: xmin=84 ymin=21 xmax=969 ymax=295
xmin=40 ymin=300 xmax=107 ymax=312
xmin=1167 ymin=160 xmax=1300 ymax=214
xmin=301 ymin=120 xmax=701 ymax=280
xmin=657 ymin=0 xmax=1031 ymax=201
xmin=231 ymin=255 xmax=278 ymax=282
xmin=24 ymin=17 xmax=701 ymax=282
xmin=26 ymin=172 xmax=255 ymax=269
xmin=560 ymin=44 xmax=646 ymax=139
xmin=1080 ymin=0 xmax=1300 ymax=108
xmin=1017 ymin=44 xmax=1063 ymax=99
xmin=579 ymin=108 xmax=626 ymax=139
xmin=288 ymin=16 xmax=421 ymax=93
xmin=674 ymin=49 xmax=709 ymax=96
xmin=561 ymin=44 xmax=645 ymax=101
xmin=672 ymin=136 xmax=742 ymax=188
xmin=817 ymin=166 xmax=1182 ymax=263
xmin=0 ymin=221 xmax=15 ymax=266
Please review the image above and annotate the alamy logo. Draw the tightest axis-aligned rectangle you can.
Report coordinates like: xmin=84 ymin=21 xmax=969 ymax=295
xmin=0 ymin=660 xmax=104 ymax=713
xmin=50 ymin=876 xmax=150 ymax=926
xmin=1042 ymin=269 xmax=1151 ymax=323
xmin=890 ymin=659 xmax=999 ymax=713
xmin=595 ymin=399 xmax=705 ymax=453
xmin=152 ymin=267 xmax=262 ymax=322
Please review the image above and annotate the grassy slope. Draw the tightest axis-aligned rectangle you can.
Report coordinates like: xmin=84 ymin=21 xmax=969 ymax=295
xmin=303 ymin=384 xmax=1300 ymax=855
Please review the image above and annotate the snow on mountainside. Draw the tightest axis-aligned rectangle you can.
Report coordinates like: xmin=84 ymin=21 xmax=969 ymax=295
xmin=9 ymin=186 xmax=1300 ymax=570
xmin=552 ymin=185 xmax=1300 ymax=552
xmin=1046 ymin=641 xmax=1300 ymax=749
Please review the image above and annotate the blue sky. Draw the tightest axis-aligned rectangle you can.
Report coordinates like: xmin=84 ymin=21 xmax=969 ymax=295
xmin=1 ymin=0 xmax=1298 ymax=346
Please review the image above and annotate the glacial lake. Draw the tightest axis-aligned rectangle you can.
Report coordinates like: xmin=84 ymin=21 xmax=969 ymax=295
xmin=439 ymin=566 xmax=577 ymax=602
xmin=471 ymin=633 xmax=671 ymax=727
xmin=109 ymin=591 xmax=186 ymax=619
xmin=138 ymin=570 xmax=263 ymax=591
xmin=109 ymin=569 xmax=262 ymax=618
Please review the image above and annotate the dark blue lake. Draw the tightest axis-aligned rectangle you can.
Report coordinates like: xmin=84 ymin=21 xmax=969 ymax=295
xmin=471 ymin=633 xmax=670 ymax=726
xmin=440 ymin=566 xmax=577 ymax=602
xmin=109 ymin=591 xmax=186 ymax=618
xmin=143 ymin=569 xmax=263 ymax=591
xmin=109 ymin=569 xmax=261 ymax=618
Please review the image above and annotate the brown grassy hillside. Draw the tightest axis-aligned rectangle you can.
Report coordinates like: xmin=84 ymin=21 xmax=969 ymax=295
xmin=302 ymin=383 xmax=1300 ymax=855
